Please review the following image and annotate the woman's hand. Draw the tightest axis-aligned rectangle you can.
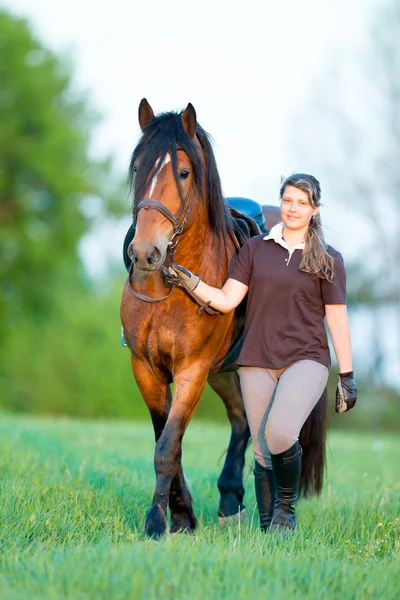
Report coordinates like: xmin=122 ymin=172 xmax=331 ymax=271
xmin=166 ymin=265 xmax=200 ymax=291
xmin=336 ymin=371 xmax=358 ymax=413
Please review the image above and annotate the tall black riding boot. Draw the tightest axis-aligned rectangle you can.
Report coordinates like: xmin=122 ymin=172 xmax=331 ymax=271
xmin=270 ymin=441 xmax=302 ymax=531
xmin=254 ymin=461 xmax=275 ymax=532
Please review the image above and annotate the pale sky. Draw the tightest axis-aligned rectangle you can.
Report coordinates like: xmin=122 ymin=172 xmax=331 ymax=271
xmin=8 ymin=0 xmax=371 ymax=208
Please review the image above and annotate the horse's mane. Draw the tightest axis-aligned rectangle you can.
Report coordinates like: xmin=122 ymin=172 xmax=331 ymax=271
xmin=128 ymin=110 xmax=234 ymax=238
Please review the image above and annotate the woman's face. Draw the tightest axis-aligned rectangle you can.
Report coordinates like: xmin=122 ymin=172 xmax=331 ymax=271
xmin=280 ymin=185 xmax=318 ymax=231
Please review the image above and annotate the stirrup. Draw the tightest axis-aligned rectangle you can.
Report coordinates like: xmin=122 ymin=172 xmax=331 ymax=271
xmin=120 ymin=326 xmax=128 ymax=347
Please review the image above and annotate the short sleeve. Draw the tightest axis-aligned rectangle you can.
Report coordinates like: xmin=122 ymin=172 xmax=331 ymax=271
xmin=228 ymin=239 xmax=253 ymax=286
xmin=321 ymin=251 xmax=347 ymax=305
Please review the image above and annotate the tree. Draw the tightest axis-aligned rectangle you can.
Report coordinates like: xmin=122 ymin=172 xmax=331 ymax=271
xmin=0 ymin=10 xmax=125 ymax=336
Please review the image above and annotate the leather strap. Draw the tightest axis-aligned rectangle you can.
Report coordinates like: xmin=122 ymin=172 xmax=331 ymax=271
xmin=170 ymin=263 xmax=220 ymax=316
xmin=134 ymin=199 xmax=180 ymax=230
xmin=126 ymin=262 xmax=219 ymax=315
xmin=126 ymin=262 xmax=177 ymax=303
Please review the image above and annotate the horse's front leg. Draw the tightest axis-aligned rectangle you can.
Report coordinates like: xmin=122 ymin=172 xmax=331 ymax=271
xmin=168 ymin=466 xmax=198 ymax=534
xmin=152 ymin=384 xmax=197 ymax=534
xmin=147 ymin=398 xmax=197 ymax=535
xmin=145 ymin=364 xmax=209 ymax=539
xmin=131 ymin=357 xmax=197 ymax=537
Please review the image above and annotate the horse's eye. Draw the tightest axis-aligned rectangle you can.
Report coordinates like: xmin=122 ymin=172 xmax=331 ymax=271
xmin=133 ymin=165 xmax=137 ymax=173
xmin=180 ymin=170 xmax=190 ymax=180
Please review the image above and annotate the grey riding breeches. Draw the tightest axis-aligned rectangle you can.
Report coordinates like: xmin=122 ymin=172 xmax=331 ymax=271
xmin=239 ymin=360 xmax=329 ymax=468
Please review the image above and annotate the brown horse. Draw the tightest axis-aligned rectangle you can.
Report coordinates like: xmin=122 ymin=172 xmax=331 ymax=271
xmin=120 ymin=99 xmax=326 ymax=538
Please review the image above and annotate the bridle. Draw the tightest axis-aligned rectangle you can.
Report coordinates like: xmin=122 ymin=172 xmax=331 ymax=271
xmin=126 ymin=184 xmax=194 ymax=304
xmin=125 ymin=157 xmax=219 ymax=316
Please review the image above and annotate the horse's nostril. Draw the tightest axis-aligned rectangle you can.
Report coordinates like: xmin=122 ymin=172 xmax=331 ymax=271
xmin=134 ymin=256 xmax=139 ymax=264
xmin=147 ymin=247 xmax=162 ymax=265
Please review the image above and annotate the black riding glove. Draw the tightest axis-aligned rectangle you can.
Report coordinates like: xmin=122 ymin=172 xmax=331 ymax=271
xmin=336 ymin=371 xmax=358 ymax=414
xmin=163 ymin=268 xmax=181 ymax=288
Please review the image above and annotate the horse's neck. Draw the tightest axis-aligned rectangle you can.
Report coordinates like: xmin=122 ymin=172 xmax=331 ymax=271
xmin=174 ymin=209 xmax=234 ymax=287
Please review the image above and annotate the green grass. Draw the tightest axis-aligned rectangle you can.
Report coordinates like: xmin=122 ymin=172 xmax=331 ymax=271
xmin=0 ymin=415 xmax=398 ymax=599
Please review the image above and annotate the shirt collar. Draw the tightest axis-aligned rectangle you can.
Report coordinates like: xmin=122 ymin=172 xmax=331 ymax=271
xmin=263 ymin=222 xmax=305 ymax=252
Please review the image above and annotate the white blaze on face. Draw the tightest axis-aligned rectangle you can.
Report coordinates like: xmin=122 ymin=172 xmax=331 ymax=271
xmin=148 ymin=153 xmax=171 ymax=198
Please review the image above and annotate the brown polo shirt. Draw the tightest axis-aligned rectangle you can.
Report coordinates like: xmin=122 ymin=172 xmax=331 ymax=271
xmin=229 ymin=234 xmax=347 ymax=370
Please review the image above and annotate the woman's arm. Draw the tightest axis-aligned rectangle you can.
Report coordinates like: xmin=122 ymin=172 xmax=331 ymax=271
xmin=194 ymin=277 xmax=248 ymax=313
xmin=325 ymin=304 xmax=353 ymax=372
xmin=167 ymin=266 xmax=248 ymax=313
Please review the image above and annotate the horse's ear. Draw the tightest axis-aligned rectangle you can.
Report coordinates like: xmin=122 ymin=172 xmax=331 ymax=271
xmin=139 ymin=98 xmax=155 ymax=131
xmin=182 ymin=103 xmax=197 ymax=138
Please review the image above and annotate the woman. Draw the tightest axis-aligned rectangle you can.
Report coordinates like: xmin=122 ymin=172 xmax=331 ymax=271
xmin=168 ymin=173 xmax=357 ymax=532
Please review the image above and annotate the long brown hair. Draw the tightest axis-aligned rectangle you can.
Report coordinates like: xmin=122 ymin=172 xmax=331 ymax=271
xmin=279 ymin=173 xmax=334 ymax=281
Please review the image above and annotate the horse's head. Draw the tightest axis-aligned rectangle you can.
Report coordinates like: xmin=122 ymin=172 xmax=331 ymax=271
xmin=128 ymin=99 xmax=204 ymax=272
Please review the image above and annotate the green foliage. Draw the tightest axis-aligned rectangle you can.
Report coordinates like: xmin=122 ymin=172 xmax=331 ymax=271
xmin=345 ymin=261 xmax=382 ymax=307
xmin=0 ymin=9 xmax=131 ymax=420
xmin=0 ymin=417 xmax=398 ymax=599
xmin=0 ymin=276 xmax=227 ymax=421
xmin=0 ymin=277 xmax=137 ymax=418
xmin=0 ymin=10 xmax=125 ymax=334
xmin=325 ymin=370 xmax=400 ymax=432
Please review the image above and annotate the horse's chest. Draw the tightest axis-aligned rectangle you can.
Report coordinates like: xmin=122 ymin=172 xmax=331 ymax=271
xmin=126 ymin=306 xmax=216 ymax=365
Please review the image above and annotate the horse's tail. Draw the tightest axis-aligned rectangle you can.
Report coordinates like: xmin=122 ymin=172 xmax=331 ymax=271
xmin=299 ymin=387 xmax=327 ymax=497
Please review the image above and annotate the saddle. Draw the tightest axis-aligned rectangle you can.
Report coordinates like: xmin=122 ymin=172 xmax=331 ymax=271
xmin=228 ymin=197 xmax=268 ymax=236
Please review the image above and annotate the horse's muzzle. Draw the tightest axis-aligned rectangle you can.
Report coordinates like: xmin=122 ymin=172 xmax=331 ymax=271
xmin=129 ymin=242 xmax=165 ymax=271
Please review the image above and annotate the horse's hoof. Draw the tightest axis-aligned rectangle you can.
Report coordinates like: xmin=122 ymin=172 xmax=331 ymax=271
xmin=218 ymin=508 xmax=247 ymax=527
xmin=170 ymin=511 xmax=198 ymax=534
xmin=145 ymin=504 xmax=168 ymax=539
xmin=169 ymin=525 xmax=193 ymax=536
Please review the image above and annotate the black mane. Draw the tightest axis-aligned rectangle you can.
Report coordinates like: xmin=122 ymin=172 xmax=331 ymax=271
xmin=128 ymin=110 xmax=233 ymax=238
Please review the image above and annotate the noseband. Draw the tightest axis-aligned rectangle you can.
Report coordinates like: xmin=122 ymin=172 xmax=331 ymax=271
xmin=134 ymin=185 xmax=194 ymax=265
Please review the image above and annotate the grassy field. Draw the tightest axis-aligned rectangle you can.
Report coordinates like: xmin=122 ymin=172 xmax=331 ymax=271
xmin=0 ymin=415 xmax=398 ymax=599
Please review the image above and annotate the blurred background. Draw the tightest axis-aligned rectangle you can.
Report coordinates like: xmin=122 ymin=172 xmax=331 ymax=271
xmin=1 ymin=0 xmax=399 ymax=430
